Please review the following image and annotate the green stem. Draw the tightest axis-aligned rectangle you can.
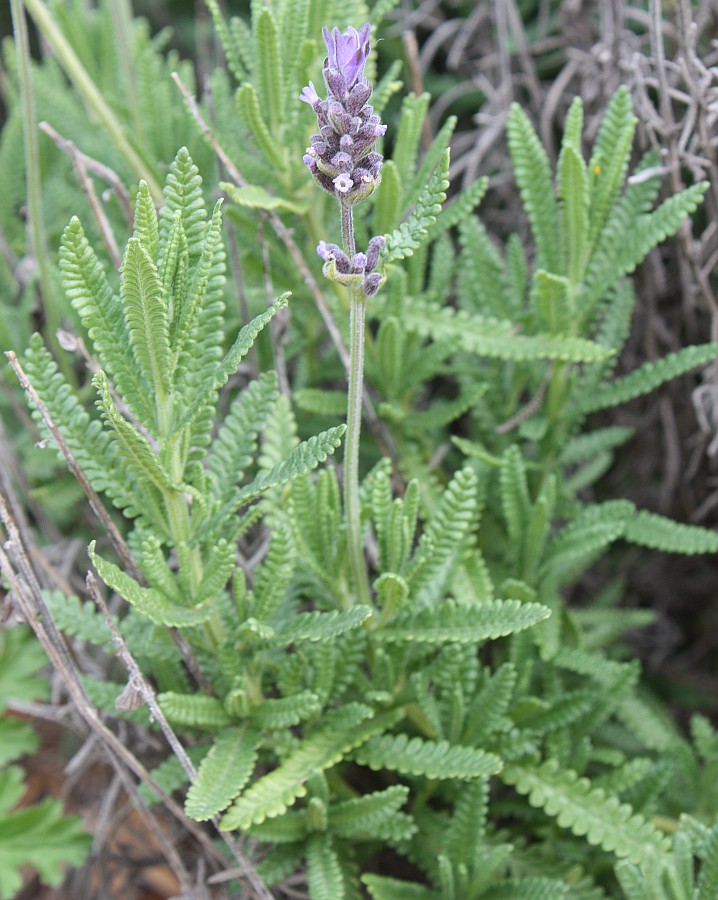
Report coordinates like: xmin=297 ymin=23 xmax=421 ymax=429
xmin=340 ymin=201 xmax=371 ymax=608
xmin=10 ymin=0 xmax=62 ymax=352
xmin=157 ymin=395 xmax=223 ymax=648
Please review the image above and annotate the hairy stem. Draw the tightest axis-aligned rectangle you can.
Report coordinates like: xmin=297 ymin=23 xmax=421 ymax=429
xmin=340 ymin=201 xmax=371 ymax=607
xmin=157 ymin=396 xmax=223 ymax=648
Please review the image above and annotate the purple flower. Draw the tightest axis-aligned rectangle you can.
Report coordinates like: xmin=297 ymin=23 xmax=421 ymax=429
xmin=333 ymin=173 xmax=354 ymax=193
xmin=299 ymin=80 xmax=320 ymax=106
xmin=322 ymin=24 xmax=371 ymax=92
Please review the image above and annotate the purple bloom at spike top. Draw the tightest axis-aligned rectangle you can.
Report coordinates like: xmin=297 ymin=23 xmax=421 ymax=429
xmin=300 ymin=23 xmax=385 ymax=206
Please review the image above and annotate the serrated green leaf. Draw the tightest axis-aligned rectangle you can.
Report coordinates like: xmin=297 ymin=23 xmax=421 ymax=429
xmin=503 ymin=759 xmax=670 ymax=864
xmin=354 ymin=733 xmax=502 ymax=780
xmin=272 ymin=607 xmax=373 ymax=645
xmin=220 ymin=709 xmax=398 ymax=830
xmin=89 ymin=543 xmax=213 ymax=627
xmin=172 ymin=294 xmax=289 ymax=437
xmin=306 ymin=833 xmax=345 ymax=900
xmin=255 ymin=8 xmax=282 ymax=131
xmin=382 ymin=151 xmax=449 ymax=263
xmin=199 ymin=424 xmax=345 ymax=537
xmin=185 ymin=726 xmax=260 ymax=820
xmin=507 ymin=103 xmax=560 ymax=272
xmin=121 ymin=236 xmax=171 ymax=396
xmin=402 ymin=302 xmax=613 ymax=363
xmin=558 ymin=144 xmax=589 ymax=284
xmin=377 ymin=598 xmax=550 ymax=644
xmin=624 ymin=510 xmax=718 ymax=554
xmin=92 ymin=371 xmax=175 ymax=493
xmin=157 ymin=692 xmax=232 ymax=729
xmin=578 ymin=342 xmax=718 ymax=414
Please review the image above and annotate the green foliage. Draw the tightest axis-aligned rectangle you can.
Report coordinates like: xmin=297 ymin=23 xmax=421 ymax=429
xmin=0 ymin=629 xmax=90 ymax=898
xmin=354 ymin=734 xmax=502 ymax=780
xmin=185 ymin=726 xmax=261 ymax=820
xmin=503 ymin=759 xmax=670 ymax=864
xmin=10 ymin=6 xmax=718 ymax=898
xmin=220 ymin=708 xmax=397 ymax=830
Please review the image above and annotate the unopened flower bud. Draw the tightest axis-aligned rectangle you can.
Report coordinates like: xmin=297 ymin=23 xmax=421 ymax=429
xmin=366 ymin=236 xmax=385 ymax=272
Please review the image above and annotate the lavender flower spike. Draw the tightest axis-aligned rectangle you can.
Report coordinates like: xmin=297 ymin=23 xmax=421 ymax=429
xmin=300 ymin=23 xmax=383 ymax=206
xmin=322 ymin=24 xmax=371 ymax=94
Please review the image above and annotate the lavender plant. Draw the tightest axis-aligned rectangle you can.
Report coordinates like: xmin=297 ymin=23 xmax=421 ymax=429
xmin=300 ymin=23 xmax=386 ymax=607
xmin=6 ymin=3 xmax=718 ymax=898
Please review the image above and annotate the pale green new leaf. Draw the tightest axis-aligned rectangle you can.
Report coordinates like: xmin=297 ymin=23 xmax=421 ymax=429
xmin=220 ymin=708 xmax=397 ymax=830
xmin=558 ymin=144 xmax=589 ymax=284
xmin=372 ymin=159 xmax=401 ymax=236
xmin=237 ymin=83 xmax=284 ymax=170
xmin=185 ymin=726 xmax=260 ymax=820
xmin=362 ymin=875 xmax=434 ymax=900
xmin=121 ymin=236 xmax=171 ymax=397
xmin=532 ymin=270 xmax=572 ymax=335
xmin=392 ymin=92 xmax=430 ymax=187
xmin=93 ymin=371 xmax=175 ymax=494
xmin=255 ymin=8 xmax=282 ymax=131
xmin=222 ymin=182 xmax=306 ymax=215
xmin=89 ymin=543 xmax=213 ymax=627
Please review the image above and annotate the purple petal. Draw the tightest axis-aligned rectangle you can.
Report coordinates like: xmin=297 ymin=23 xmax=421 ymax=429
xmin=299 ymin=81 xmax=320 ymax=105
xmin=333 ymin=173 xmax=354 ymax=194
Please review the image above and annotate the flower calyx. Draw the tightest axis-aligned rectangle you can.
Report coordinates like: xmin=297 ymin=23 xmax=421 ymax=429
xmin=317 ymin=235 xmax=385 ymax=298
